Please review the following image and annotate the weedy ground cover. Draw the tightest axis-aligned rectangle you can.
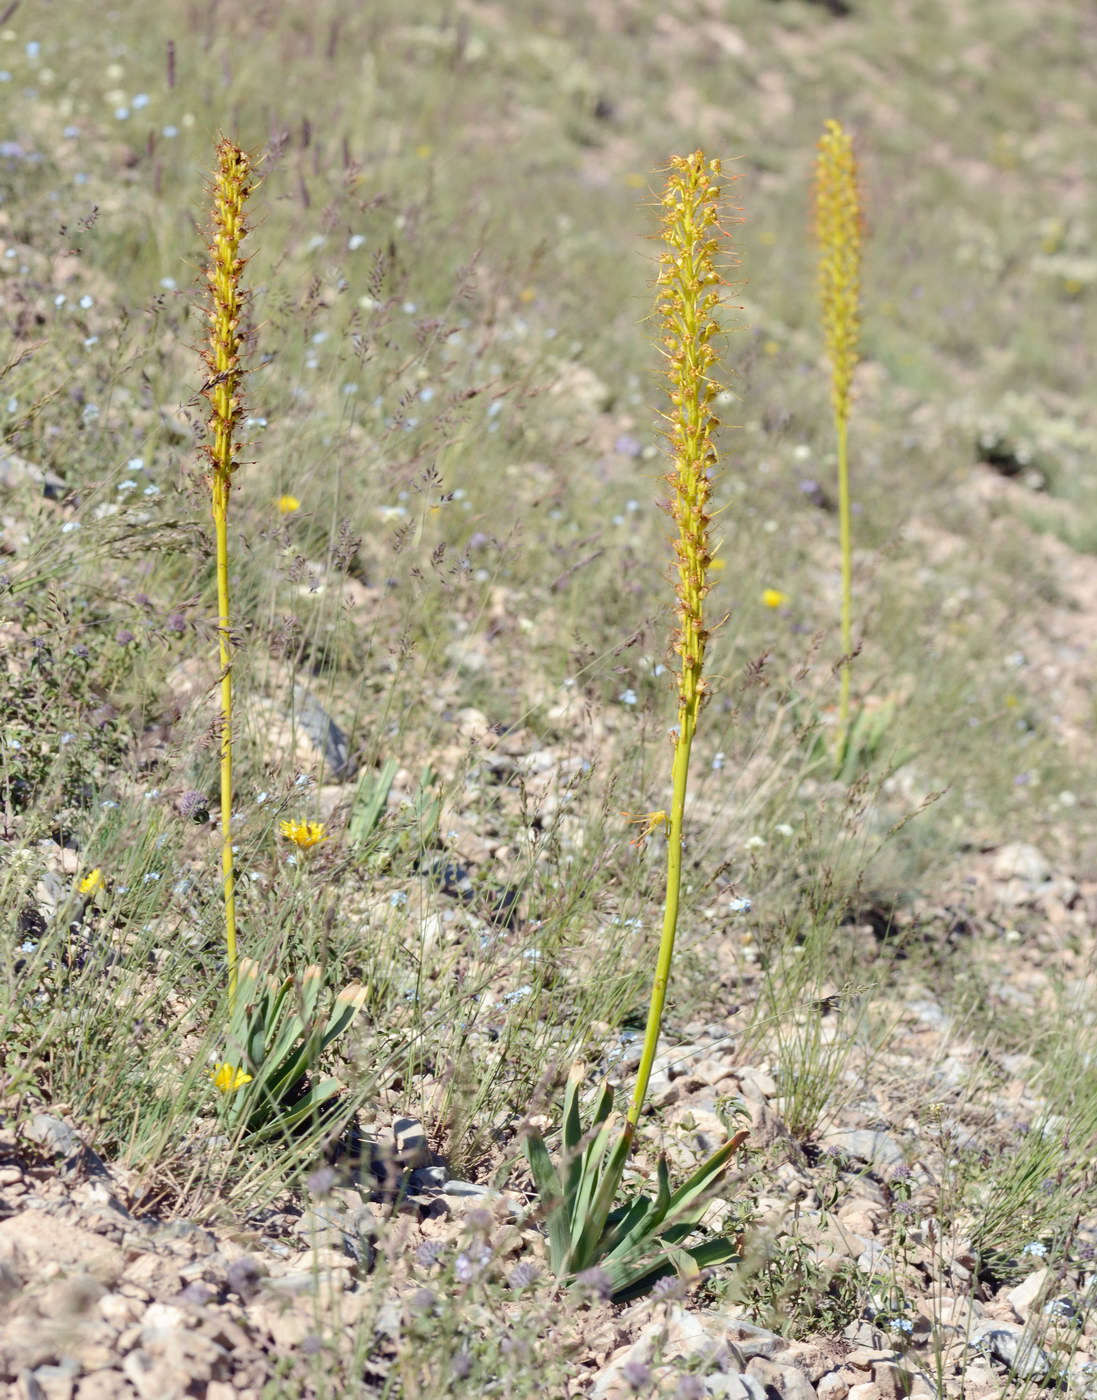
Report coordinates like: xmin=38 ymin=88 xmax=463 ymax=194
xmin=0 ymin=1 xmax=1095 ymax=1397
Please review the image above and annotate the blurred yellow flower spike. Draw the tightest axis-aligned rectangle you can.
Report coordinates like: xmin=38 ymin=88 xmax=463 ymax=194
xmin=79 ymin=868 xmax=104 ymax=895
xmin=762 ymin=589 xmax=789 ymax=608
xmin=211 ymin=1062 xmax=253 ymax=1094
xmin=279 ymin=819 xmax=327 ymax=849
xmin=276 ymin=494 xmax=300 ymax=513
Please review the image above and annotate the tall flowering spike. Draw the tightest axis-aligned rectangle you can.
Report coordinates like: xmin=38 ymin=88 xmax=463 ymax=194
xmin=627 ymin=151 xmax=737 ymax=1131
xmin=202 ymin=137 xmax=255 ymax=1013
xmin=657 ymin=150 xmax=732 ymax=714
xmin=815 ymin=119 xmax=861 ymax=424
xmin=815 ymin=120 xmax=862 ymax=749
xmin=204 ymin=138 xmax=253 ymax=489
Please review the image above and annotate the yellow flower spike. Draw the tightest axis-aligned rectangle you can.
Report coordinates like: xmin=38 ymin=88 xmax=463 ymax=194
xmin=279 ymin=819 xmax=328 ymax=850
xmin=211 ymin=1062 xmax=253 ymax=1094
xmin=78 ymin=867 xmax=103 ymax=895
xmin=762 ymin=588 xmax=789 ymax=609
xmin=201 ymin=137 xmax=257 ymax=1015
xmin=276 ymin=494 xmax=300 ymax=513
xmin=627 ymin=151 xmax=739 ymax=1131
xmin=814 ymin=119 xmax=863 ymax=751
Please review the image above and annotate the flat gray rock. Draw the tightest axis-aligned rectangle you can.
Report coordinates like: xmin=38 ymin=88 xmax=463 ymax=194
xmin=820 ymin=1128 xmax=906 ymax=1170
xmin=0 ymin=448 xmax=68 ymax=500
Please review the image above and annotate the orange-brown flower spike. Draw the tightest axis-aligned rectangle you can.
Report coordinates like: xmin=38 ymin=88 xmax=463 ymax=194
xmin=815 ymin=120 xmax=861 ymax=426
xmin=201 ymin=138 xmax=255 ymax=1014
xmin=628 ymin=151 xmax=737 ymax=1130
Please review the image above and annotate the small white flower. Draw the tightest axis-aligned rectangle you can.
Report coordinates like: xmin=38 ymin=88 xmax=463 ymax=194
xmin=162 ymin=125 xmax=178 ymax=138
xmin=348 ymin=233 xmax=367 ymax=250
xmin=60 ymin=521 xmax=81 ymax=533
xmin=1022 ymin=1241 xmax=1048 ymax=1257
xmin=712 ymin=751 xmax=726 ymax=771
xmin=503 ymin=985 xmax=533 ymax=1004
xmin=132 ymin=93 xmax=149 ymax=109
xmin=79 ymin=294 xmax=94 ymax=309
xmin=728 ymin=897 xmax=752 ymax=913
xmin=618 ymin=689 xmax=638 ymax=706
xmin=744 ymin=835 xmax=766 ymax=850
xmin=389 ymin=891 xmax=408 ymax=908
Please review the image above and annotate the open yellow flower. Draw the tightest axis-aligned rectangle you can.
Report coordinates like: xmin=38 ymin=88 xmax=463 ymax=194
xmin=78 ymin=868 xmax=104 ymax=895
xmin=279 ymin=818 xmax=327 ymax=850
xmin=211 ymin=1062 xmax=253 ymax=1094
xmin=762 ymin=589 xmax=789 ymax=609
xmin=276 ymin=494 xmax=300 ymax=513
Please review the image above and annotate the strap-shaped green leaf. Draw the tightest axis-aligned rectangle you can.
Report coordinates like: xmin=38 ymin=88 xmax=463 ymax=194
xmin=522 ymin=1129 xmax=570 ymax=1274
xmin=599 ymin=1192 xmax=655 ymax=1262
xmin=569 ymin=1108 xmax=624 ymax=1258
xmin=561 ymin=1063 xmax=587 ymax=1208
xmin=348 ymin=757 xmax=399 ymax=844
xmin=663 ymin=1129 xmax=748 ymax=1218
xmin=570 ymin=1120 xmax=634 ymax=1270
xmin=244 ymin=1077 xmax=347 ymax=1144
xmin=320 ymin=984 xmax=366 ymax=1052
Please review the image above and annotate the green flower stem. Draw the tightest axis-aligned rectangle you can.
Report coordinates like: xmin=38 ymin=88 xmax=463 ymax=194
xmin=837 ymin=412 xmax=852 ymax=745
xmin=627 ymin=705 xmax=696 ymax=1127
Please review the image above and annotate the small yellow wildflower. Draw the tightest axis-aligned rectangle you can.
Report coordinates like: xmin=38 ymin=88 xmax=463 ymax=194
xmin=280 ymin=819 xmax=327 ymax=850
xmin=762 ymin=589 xmax=789 ymax=609
xmin=211 ymin=1062 xmax=253 ymax=1094
xmin=276 ymin=494 xmax=300 ymax=513
xmin=78 ymin=868 xmax=103 ymax=895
